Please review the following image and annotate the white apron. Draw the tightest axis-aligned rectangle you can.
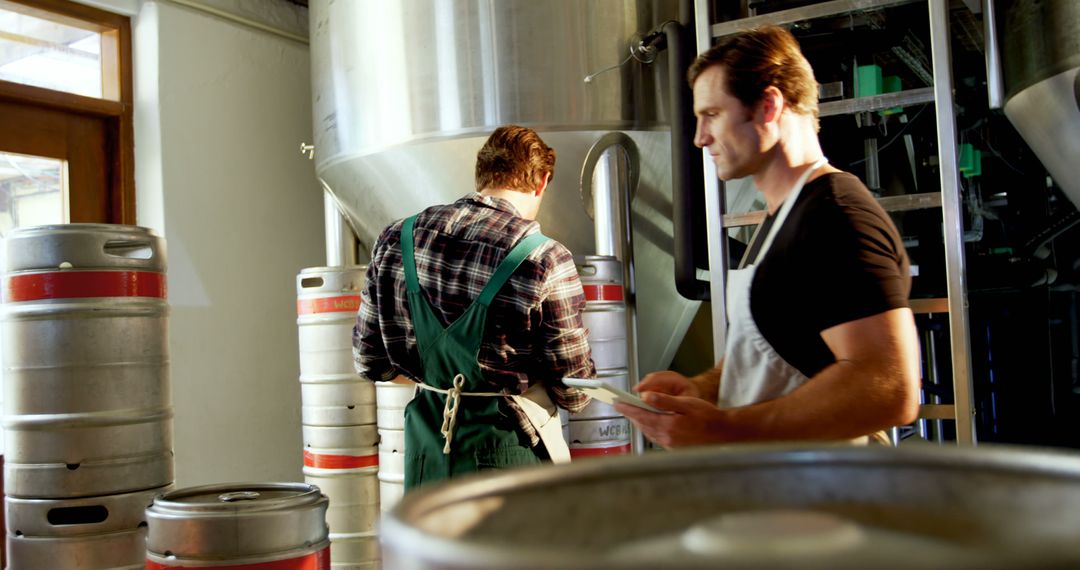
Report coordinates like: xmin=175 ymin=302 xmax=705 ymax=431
xmin=718 ymin=158 xmax=828 ymax=409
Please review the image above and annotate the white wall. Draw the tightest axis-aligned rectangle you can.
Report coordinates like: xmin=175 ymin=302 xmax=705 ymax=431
xmin=132 ymin=0 xmax=324 ymax=486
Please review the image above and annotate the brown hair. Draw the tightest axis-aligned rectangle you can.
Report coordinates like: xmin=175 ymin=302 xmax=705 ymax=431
xmin=475 ymin=125 xmax=556 ymax=192
xmin=688 ymin=26 xmax=820 ymax=130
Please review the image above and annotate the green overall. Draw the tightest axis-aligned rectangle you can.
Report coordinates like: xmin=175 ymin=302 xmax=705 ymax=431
xmin=400 ymin=215 xmax=550 ymax=490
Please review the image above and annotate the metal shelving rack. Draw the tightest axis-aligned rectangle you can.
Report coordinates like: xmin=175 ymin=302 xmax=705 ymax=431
xmin=694 ymin=0 xmax=977 ymax=444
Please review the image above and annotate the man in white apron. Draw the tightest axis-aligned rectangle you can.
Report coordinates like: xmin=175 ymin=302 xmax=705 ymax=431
xmin=619 ymin=26 xmax=921 ymax=447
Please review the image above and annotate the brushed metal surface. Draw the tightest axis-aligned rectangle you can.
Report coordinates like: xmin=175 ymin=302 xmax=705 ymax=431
xmin=1001 ymin=0 xmax=1080 ymax=211
xmin=309 ymin=0 xmax=700 ymax=375
xmin=383 ymin=445 xmax=1080 ymax=569
xmin=145 ymin=482 xmax=329 ymax=563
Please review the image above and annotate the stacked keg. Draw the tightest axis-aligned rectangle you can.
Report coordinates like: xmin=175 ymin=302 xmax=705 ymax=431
xmin=296 ymin=266 xmax=380 ymax=569
xmin=1 ymin=224 xmax=174 ymax=569
xmin=375 ymin=382 xmax=415 ymax=512
xmin=569 ymin=256 xmax=633 ymax=458
xmin=145 ymin=482 xmax=331 ymax=568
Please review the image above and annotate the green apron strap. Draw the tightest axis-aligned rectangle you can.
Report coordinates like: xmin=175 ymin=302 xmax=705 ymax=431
xmin=401 ymin=215 xmax=421 ymax=294
xmin=476 ymin=232 xmax=549 ymax=307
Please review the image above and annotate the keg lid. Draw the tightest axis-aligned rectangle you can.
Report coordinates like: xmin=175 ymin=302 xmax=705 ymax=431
xmin=146 ymin=482 xmax=329 ymax=561
xmin=149 ymin=482 xmax=323 ymax=514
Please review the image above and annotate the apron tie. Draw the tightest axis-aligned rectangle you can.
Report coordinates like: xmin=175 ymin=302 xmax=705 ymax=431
xmin=416 ymin=375 xmax=504 ymax=454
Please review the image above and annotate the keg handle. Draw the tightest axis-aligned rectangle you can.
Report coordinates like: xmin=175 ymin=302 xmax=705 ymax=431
xmin=218 ymin=491 xmax=260 ymax=502
xmin=300 ymin=277 xmax=325 ymax=289
xmin=103 ymin=239 xmax=155 ymax=260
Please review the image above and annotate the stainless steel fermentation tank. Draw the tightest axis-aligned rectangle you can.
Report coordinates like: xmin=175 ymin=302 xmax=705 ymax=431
xmin=309 ymin=0 xmax=701 ymax=375
xmin=1000 ymin=0 xmax=1080 ymax=211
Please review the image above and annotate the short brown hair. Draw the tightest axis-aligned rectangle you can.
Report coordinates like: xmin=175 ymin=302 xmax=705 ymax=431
xmin=688 ymin=26 xmax=819 ymax=130
xmin=475 ymin=125 xmax=555 ymax=192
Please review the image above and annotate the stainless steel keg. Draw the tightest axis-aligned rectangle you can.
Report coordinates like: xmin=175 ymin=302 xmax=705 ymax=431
xmin=375 ymin=382 xmax=415 ymax=430
xmin=145 ymin=483 xmax=330 ymax=569
xmin=6 ymin=484 xmax=171 ymax=570
xmin=301 ymin=376 xmax=377 ymax=426
xmin=378 ymin=427 xmax=406 ymax=513
xmin=383 ymin=445 xmax=1080 ymax=569
xmin=375 ymin=383 xmax=414 ymax=513
xmin=576 ymin=256 xmax=628 ymax=370
xmin=568 ymin=417 xmax=632 ymax=459
xmin=570 ymin=370 xmax=629 ymax=420
xmin=1 ymin=224 xmax=173 ymax=498
xmin=296 ymin=266 xmax=366 ymax=377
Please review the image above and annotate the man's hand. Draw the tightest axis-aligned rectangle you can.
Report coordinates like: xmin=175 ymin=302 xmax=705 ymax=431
xmin=615 ymin=393 xmax=727 ymax=449
xmin=633 ymin=371 xmax=701 ymax=399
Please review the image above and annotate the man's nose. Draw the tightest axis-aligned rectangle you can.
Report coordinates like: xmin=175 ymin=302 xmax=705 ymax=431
xmin=692 ymin=119 xmax=709 ymax=148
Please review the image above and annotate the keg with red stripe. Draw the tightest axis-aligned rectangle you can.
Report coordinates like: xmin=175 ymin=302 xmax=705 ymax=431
xmin=145 ymin=483 xmax=330 ymax=569
xmin=571 ymin=256 xmax=632 ymax=460
xmin=575 ymin=256 xmax=627 ymax=370
xmin=302 ymin=424 xmax=380 ymax=563
xmin=568 ymin=417 xmax=633 ymax=459
xmin=296 ymin=266 xmax=366 ymax=377
xmin=296 ymin=266 xmax=380 ymax=568
xmin=0 ymin=224 xmax=173 ymax=499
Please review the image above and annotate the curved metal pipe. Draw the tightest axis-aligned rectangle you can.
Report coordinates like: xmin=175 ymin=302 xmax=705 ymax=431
xmin=580 ymin=132 xmax=644 ymax=454
xmin=659 ymin=20 xmax=710 ymax=300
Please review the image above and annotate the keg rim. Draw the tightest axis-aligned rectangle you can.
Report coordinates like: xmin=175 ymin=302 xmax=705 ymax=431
xmin=148 ymin=482 xmax=324 ymax=515
xmin=298 ymin=265 xmax=369 ymax=275
xmin=383 ymin=443 xmax=1080 ymax=568
xmin=5 ymin=223 xmax=160 ymax=237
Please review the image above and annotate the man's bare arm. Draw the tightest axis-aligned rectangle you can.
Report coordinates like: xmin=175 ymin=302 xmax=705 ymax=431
xmin=620 ymin=308 xmax=920 ymax=447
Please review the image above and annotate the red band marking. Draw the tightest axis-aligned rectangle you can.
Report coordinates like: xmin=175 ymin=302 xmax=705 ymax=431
xmin=303 ymin=450 xmax=378 ymax=469
xmin=297 ymin=295 xmax=361 ymax=315
xmin=148 ymin=545 xmax=330 ymax=569
xmin=4 ymin=271 xmax=166 ymax=302
xmin=570 ymin=443 xmax=632 ymax=458
xmin=582 ymin=284 xmax=623 ymax=302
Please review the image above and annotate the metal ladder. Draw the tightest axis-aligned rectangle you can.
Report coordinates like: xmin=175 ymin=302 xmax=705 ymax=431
xmin=693 ymin=0 xmax=977 ymax=444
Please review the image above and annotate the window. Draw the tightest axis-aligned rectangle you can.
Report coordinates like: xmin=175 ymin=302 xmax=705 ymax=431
xmin=0 ymin=0 xmax=134 ymax=234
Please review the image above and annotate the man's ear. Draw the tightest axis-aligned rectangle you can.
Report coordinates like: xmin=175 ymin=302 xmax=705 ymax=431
xmin=758 ymin=86 xmax=785 ymax=125
xmin=536 ymin=172 xmax=551 ymax=197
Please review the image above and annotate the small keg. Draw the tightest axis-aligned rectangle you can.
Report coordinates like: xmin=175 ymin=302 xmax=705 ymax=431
xmin=145 ymin=483 xmax=330 ymax=569
xmin=1 ymin=224 xmax=173 ymax=498
xmin=576 ymin=256 xmax=628 ymax=370
xmin=303 ymin=424 xmax=380 ymax=541
xmin=375 ymin=382 xmax=416 ymax=430
xmin=329 ymin=533 xmax=380 ymax=570
xmin=378 ymin=428 xmax=406 ymax=512
xmin=297 ymin=267 xmax=366 ymax=377
xmin=301 ymin=376 xmax=378 ymax=426
xmin=6 ymin=485 xmax=171 ymax=570
xmin=568 ymin=417 xmax=632 ymax=459
xmin=569 ymin=369 xmax=630 ymax=421
xmin=383 ymin=445 xmax=1080 ymax=569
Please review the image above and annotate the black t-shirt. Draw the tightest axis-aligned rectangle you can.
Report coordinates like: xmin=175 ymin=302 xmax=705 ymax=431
xmin=746 ymin=172 xmax=910 ymax=378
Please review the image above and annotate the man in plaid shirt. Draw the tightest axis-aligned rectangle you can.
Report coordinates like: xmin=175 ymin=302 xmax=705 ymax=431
xmin=354 ymin=125 xmax=594 ymax=486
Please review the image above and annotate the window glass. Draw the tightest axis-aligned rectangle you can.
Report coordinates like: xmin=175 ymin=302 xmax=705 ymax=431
xmin=0 ymin=151 xmax=66 ymax=237
xmin=0 ymin=5 xmax=103 ymax=98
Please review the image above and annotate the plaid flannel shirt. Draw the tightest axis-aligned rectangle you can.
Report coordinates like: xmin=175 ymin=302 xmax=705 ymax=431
xmin=354 ymin=193 xmax=594 ymax=446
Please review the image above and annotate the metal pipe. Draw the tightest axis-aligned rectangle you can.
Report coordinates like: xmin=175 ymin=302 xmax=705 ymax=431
xmin=592 ymin=153 xmax=618 ymax=257
xmin=323 ymin=190 xmax=357 ymax=267
xmin=661 ymin=19 xmax=710 ymax=301
xmin=983 ymin=0 xmax=1004 ymax=109
xmin=581 ymin=134 xmax=644 ymax=455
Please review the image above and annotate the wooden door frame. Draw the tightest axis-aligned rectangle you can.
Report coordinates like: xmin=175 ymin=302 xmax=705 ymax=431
xmin=0 ymin=0 xmax=135 ymax=223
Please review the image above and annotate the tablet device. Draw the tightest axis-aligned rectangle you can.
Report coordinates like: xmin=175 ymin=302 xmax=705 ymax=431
xmin=563 ymin=378 xmax=672 ymax=414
